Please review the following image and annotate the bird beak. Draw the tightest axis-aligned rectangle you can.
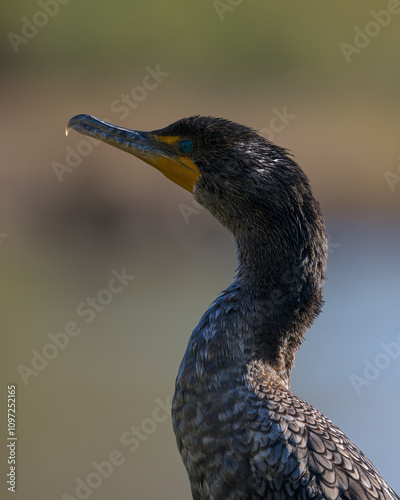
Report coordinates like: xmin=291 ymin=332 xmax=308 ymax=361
xmin=66 ymin=114 xmax=199 ymax=193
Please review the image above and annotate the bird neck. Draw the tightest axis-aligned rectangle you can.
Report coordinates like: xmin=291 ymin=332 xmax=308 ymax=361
xmin=230 ymin=226 xmax=325 ymax=386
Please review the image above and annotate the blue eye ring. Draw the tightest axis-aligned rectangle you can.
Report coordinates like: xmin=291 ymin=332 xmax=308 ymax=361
xmin=177 ymin=139 xmax=192 ymax=154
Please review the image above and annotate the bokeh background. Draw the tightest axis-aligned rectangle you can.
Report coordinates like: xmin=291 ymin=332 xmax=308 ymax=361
xmin=1 ymin=1 xmax=400 ymax=498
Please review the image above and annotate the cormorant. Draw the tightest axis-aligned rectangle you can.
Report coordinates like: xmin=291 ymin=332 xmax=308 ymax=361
xmin=67 ymin=114 xmax=398 ymax=500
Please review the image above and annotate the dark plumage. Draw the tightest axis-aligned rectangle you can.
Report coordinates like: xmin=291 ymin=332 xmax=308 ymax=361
xmin=67 ymin=114 xmax=398 ymax=499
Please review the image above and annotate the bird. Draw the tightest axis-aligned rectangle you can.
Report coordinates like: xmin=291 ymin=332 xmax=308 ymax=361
xmin=67 ymin=114 xmax=399 ymax=500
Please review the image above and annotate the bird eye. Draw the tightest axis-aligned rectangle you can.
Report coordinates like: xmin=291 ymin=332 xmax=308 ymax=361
xmin=177 ymin=139 xmax=192 ymax=154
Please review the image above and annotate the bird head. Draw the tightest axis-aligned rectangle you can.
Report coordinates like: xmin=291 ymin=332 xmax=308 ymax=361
xmin=66 ymin=114 xmax=322 ymax=244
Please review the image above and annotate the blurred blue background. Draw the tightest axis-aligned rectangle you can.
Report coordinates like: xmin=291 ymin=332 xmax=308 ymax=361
xmin=1 ymin=1 xmax=399 ymax=498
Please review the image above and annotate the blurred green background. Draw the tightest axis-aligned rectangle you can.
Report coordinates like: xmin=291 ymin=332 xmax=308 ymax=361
xmin=1 ymin=1 xmax=400 ymax=498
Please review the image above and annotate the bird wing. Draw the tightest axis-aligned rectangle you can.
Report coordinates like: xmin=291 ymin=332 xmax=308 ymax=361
xmin=242 ymin=384 xmax=399 ymax=499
